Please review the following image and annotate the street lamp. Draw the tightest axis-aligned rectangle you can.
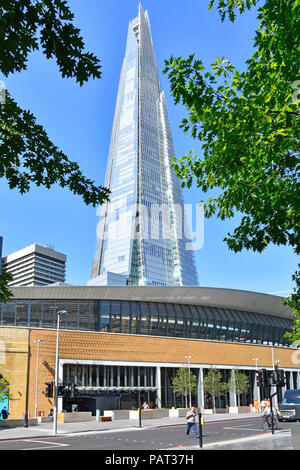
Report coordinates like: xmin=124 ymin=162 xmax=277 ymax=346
xmin=34 ymin=339 xmax=44 ymax=418
xmin=185 ymin=355 xmax=192 ymax=408
xmin=252 ymin=357 xmax=261 ymax=404
xmin=53 ymin=310 xmax=66 ymax=435
xmin=252 ymin=358 xmax=260 ymax=369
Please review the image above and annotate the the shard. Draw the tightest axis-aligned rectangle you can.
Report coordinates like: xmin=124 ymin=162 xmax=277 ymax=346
xmin=89 ymin=5 xmax=199 ymax=287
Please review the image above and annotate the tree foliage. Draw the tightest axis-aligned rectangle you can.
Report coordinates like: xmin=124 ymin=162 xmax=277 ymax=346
xmin=0 ymin=92 xmax=110 ymax=205
xmin=163 ymin=0 xmax=300 ymax=340
xmin=203 ymin=368 xmax=228 ymax=410
xmin=0 ymin=271 xmax=13 ymax=303
xmin=0 ymin=373 xmax=17 ymax=403
xmin=0 ymin=0 xmax=101 ymax=84
xmin=229 ymin=370 xmax=250 ymax=406
xmin=0 ymin=1 xmax=110 ymax=301
xmin=172 ymin=367 xmax=198 ymax=406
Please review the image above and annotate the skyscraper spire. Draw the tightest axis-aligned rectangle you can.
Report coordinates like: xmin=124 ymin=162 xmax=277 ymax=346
xmin=89 ymin=7 xmax=199 ymax=287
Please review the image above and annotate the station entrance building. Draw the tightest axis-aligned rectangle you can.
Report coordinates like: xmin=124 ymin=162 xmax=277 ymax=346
xmin=1 ymin=286 xmax=299 ymax=419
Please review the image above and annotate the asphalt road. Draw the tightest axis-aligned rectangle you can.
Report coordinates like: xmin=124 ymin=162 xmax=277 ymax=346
xmin=0 ymin=417 xmax=293 ymax=451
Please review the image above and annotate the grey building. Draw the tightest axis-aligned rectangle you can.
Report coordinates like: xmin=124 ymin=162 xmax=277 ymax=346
xmin=2 ymin=243 xmax=66 ymax=286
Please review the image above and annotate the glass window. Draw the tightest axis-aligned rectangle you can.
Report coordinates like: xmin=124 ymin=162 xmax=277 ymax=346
xmin=121 ymin=301 xmax=131 ymax=334
xmin=67 ymin=300 xmax=79 ymax=330
xmin=79 ymin=300 xmax=90 ymax=331
xmin=195 ymin=306 xmax=208 ymax=339
xmin=55 ymin=301 xmax=67 ymax=328
xmin=131 ymin=302 xmax=141 ymax=334
xmin=42 ymin=301 xmax=55 ymax=328
xmin=16 ymin=301 xmax=28 ymax=326
xmin=149 ymin=305 xmax=159 ymax=336
xmin=173 ymin=304 xmax=184 ymax=337
xmin=30 ymin=300 xmax=42 ymax=328
xmin=157 ymin=303 xmax=168 ymax=336
xmin=181 ymin=305 xmax=193 ymax=338
xmin=165 ymin=303 xmax=176 ymax=337
xmin=2 ymin=301 xmax=16 ymax=325
xmin=140 ymin=302 xmax=150 ymax=335
xmin=99 ymin=301 xmax=110 ymax=332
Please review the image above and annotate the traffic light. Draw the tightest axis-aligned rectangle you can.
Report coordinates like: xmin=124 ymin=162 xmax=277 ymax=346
xmin=57 ymin=385 xmax=64 ymax=397
xmin=269 ymin=370 xmax=277 ymax=386
xmin=256 ymin=369 xmax=265 ymax=388
xmin=45 ymin=381 xmax=54 ymax=397
xmin=275 ymin=366 xmax=286 ymax=387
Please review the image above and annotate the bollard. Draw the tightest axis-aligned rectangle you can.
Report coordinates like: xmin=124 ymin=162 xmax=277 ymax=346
xmin=139 ymin=406 xmax=142 ymax=428
xmin=198 ymin=412 xmax=203 ymax=448
xmin=24 ymin=412 xmax=29 ymax=428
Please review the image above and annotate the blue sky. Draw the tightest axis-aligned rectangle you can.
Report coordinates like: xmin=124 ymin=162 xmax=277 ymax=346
xmin=0 ymin=0 xmax=298 ymax=295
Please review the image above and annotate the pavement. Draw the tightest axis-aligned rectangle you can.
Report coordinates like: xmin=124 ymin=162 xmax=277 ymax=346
xmin=0 ymin=412 xmax=294 ymax=450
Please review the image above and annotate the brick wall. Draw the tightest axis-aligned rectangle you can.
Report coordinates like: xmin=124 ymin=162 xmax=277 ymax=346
xmin=1 ymin=326 xmax=299 ymax=419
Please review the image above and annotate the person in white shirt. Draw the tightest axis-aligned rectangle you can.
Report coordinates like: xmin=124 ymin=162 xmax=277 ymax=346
xmin=186 ymin=406 xmax=199 ymax=438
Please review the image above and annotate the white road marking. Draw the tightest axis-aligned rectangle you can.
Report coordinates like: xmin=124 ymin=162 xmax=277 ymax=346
xmin=20 ymin=440 xmax=69 ymax=450
xmin=223 ymin=427 xmax=262 ymax=431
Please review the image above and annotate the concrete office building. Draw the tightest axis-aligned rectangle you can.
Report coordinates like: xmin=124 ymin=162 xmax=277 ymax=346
xmin=2 ymin=243 xmax=66 ymax=287
xmin=90 ymin=5 xmax=198 ymax=287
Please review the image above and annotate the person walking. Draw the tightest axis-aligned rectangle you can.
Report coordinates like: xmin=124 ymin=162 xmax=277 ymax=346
xmin=186 ymin=406 xmax=199 ymax=438
xmin=1 ymin=407 xmax=9 ymax=419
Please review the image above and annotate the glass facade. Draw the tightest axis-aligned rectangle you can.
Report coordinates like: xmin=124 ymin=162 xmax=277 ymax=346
xmin=91 ymin=6 xmax=198 ymax=287
xmin=0 ymin=298 xmax=292 ymax=346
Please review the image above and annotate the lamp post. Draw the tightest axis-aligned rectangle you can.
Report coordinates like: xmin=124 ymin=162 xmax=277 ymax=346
xmin=53 ymin=310 xmax=66 ymax=435
xmin=185 ymin=355 xmax=192 ymax=408
xmin=252 ymin=358 xmax=260 ymax=370
xmin=34 ymin=339 xmax=44 ymax=418
xmin=252 ymin=357 xmax=260 ymax=404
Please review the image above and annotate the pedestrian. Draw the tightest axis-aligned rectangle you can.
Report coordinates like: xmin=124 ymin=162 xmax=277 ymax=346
xmin=48 ymin=409 xmax=54 ymax=422
xmin=186 ymin=406 xmax=199 ymax=438
xmin=1 ymin=407 xmax=9 ymax=419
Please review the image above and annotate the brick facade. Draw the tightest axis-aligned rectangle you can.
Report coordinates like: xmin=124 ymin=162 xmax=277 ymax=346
xmin=1 ymin=326 xmax=299 ymax=419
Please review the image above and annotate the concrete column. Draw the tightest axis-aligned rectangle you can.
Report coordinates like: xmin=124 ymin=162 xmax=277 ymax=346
xmin=96 ymin=365 xmax=99 ymax=387
xmin=117 ymin=366 xmax=120 ymax=387
xmin=103 ymin=366 xmax=106 ymax=387
xmin=197 ymin=367 xmax=204 ymax=409
xmin=89 ymin=365 xmax=92 ymax=386
xmin=252 ymin=370 xmax=260 ymax=403
xmin=58 ymin=360 xmax=64 ymax=413
xmin=124 ymin=366 xmax=127 ymax=387
xmin=156 ymin=366 xmax=162 ymax=409
xmin=230 ymin=369 xmax=237 ymax=407
xmin=289 ymin=371 xmax=293 ymax=390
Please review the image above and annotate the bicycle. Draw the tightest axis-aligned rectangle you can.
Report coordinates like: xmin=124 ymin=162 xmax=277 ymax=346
xmin=261 ymin=413 xmax=278 ymax=431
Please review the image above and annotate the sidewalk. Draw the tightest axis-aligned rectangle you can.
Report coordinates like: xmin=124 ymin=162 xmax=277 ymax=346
xmin=0 ymin=412 xmax=293 ymax=450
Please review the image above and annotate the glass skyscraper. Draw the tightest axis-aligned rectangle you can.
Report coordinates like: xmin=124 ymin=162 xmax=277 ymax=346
xmin=90 ymin=5 xmax=199 ymax=287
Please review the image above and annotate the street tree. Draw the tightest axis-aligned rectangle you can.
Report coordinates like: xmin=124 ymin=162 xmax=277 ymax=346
xmin=203 ymin=368 xmax=228 ymax=412
xmin=0 ymin=1 xmax=110 ymax=301
xmin=163 ymin=0 xmax=300 ymax=341
xmin=0 ymin=373 xmax=17 ymax=403
xmin=229 ymin=370 xmax=250 ymax=407
xmin=172 ymin=367 xmax=198 ymax=408
xmin=0 ymin=272 xmax=13 ymax=303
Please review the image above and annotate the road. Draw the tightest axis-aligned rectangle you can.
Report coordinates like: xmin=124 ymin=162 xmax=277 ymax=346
xmin=0 ymin=417 xmax=293 ymax=451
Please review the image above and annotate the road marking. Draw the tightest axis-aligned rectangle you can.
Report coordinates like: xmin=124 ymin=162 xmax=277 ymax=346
xmin=223 ymin=427 xmax=262 ymax=431
xmin=20 ymin=440 xmax=69 ymax=450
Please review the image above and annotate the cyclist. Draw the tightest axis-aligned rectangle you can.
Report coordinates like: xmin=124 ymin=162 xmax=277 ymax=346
xmin=262 ymin=402 xmax=278 ymax=430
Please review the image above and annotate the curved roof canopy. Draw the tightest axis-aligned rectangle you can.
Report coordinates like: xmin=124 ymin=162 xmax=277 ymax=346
xmin=10 ymin=286 xmax=292 ymax=320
